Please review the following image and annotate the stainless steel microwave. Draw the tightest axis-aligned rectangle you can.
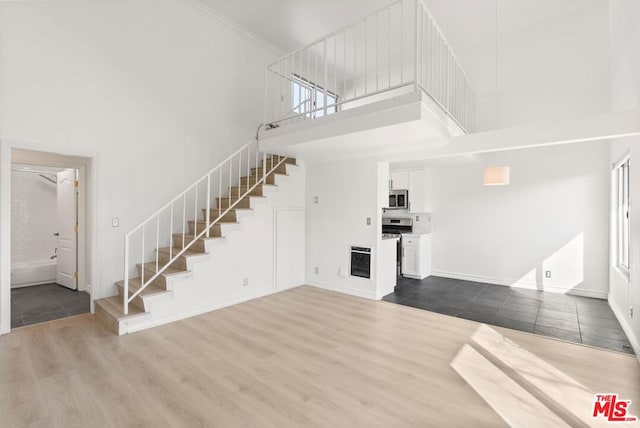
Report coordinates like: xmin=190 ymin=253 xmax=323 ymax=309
xmin=388 ymin=189 xmax=409 ymax=210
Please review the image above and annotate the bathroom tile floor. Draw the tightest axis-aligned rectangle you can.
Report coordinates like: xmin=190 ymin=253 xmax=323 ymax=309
xmin=11 ymin=283 xmax=90 ymax=328
xmin=383 ymin=276 xmax=635 ymax=355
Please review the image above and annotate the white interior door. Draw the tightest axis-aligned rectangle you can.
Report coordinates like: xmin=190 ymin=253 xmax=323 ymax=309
xmin=275 ymin=209 xmax=305 ymax=291
xmin=56 ymin=169 xmax=77 ymax=290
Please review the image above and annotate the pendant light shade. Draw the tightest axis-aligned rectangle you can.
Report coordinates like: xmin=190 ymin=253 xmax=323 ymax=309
xmin=483 ymin=166 xmax=510 ymax=186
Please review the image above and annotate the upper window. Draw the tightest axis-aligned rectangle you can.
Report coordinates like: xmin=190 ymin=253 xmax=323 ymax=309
xmin=614 ymin=155 xmax=630 ymax=274
xmin=291 ymin=75 xmax=338 ymax=119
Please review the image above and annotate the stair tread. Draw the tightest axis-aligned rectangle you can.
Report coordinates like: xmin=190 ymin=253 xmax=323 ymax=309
xmin=157 ymin=247 xmax=207 ymax=257
xmin=245 ymin=171 xmax=288 ymax=177
xmin=115 ymin=280 xmax=167 ymax=297
xmin=137 ymin=262 xmax=187 ymax=276
xmin=172 ymin=233 xmax=225 ymax=240
xmin=206 ymin=207 xmax=254 ymax=212
xmin=189 ymin=219 xmax=239 ymax=225
xmin=215 ymin=195 xmax=265 ymax=200
xmin=95 ymin=296 xmax=148 ymax=320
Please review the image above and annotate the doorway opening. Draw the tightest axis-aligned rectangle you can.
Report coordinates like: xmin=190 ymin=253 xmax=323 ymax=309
xmin=8 ymin=149 xmax=93 ymax=329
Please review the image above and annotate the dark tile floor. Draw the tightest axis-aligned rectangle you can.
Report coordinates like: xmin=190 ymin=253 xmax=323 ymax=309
xmin=11 ymin=283 xmax=90 ymax=328
xmin=383 ymin=276 xmax=635 ymax=355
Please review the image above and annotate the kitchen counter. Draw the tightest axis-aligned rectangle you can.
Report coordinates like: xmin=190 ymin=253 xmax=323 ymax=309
xmin=382 ymin=235 xmax=400 ymax=241
xmin=378 ymin=237 xmax=398 ymax=298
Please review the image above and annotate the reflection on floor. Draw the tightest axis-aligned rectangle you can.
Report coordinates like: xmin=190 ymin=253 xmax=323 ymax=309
xmin=383 ymin=276 xmax=634 ymax=355
xmin=11 ymin=283 xmax=90 ymax=328
xmin=3 ymin=285 xmax=638 ymax=427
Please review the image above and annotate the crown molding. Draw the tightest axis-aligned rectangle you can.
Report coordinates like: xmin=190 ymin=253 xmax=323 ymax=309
xmin=181 ymin=0 xmax=285 ymax=57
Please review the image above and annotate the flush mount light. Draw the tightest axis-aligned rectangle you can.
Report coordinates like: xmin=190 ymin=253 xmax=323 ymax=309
xmin=483 ymin=166 xmax=510 ymax=186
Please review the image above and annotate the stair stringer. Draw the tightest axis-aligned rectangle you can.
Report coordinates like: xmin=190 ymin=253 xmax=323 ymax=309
xmin=123 ymin=162 xmax=306 ymax=334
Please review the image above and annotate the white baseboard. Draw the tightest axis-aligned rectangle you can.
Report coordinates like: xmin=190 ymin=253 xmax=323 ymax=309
xmin=306 ymin=280 xmax=378 ymax=300
xmin=431 ymin=271 xmax=608 ymax=300
xmin=125 ymin=287 xmax=286 ymax=334
xmin=608 ymin=300 xmax=640 ymax=362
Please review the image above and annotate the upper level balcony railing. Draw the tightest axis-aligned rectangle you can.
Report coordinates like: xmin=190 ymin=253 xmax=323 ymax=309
xmin=264 ymin=0 xmax=476 ymax=134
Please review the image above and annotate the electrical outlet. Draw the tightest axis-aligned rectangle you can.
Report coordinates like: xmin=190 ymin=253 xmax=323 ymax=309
xmin=366 ymin=217 xmax=371 ymax=226
xmin=314 ymin=267 xmax=319 ymax=274
xmin=242 ymin=277 xmax=249 ymax=286
xmin=112 ymin=217 xmax=119 ymax=227
xmin=314 ymin=196 xmax=318 ymax=204
xmin=545 ymin=271 xmax=551 ymax=278
xmin=416 ymin=216 xmax=420 ymax=221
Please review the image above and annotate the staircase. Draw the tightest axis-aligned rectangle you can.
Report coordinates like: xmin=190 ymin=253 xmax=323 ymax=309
xmin=95 ymin=149 xmax=298 ymax=335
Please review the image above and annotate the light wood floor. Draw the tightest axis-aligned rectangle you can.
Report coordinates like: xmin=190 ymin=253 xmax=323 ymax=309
xmin=1 ymin=285 xmax=639 ymax=427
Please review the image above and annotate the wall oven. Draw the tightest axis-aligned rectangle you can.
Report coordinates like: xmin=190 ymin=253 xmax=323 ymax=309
xmin=388 ymin=189 xmax=409 ymax=210
xmin=350 ymin=246 xmax=371 ymax=279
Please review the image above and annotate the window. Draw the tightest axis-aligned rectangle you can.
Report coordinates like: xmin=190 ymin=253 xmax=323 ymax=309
xmin=291 ymin=75 xmax=338 ymax=119
xmin=614 ymin=155 xmax=630 ymax=274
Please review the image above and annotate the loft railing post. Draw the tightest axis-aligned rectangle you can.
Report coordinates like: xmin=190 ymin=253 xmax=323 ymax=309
xmin=413 ymin=0 xmax=420 ymax=91
xmin=323 ymin=39 xmax=328 ymax=117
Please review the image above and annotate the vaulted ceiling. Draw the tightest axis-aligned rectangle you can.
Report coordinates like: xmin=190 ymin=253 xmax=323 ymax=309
xmin=196 ymin=0 xmax=600 ymax=56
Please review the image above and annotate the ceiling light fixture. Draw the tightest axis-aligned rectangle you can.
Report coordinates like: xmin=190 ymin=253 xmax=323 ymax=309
xmin=483 ymin=166 xmax=510 ymax=186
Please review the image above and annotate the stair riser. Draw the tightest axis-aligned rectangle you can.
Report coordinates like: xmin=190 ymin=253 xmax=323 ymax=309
xmin=188 ymin=213 xmax=235 ymax=234
xmin=229 ymin=186 xmax=263 ymax=197
xmin=135 ymin=267 xmax=168 ymax=289
xmin=265 ymin=157 xmax=296 ymax=165
xmin=211 ymin=196 xmax=251 ymax=210
xmin=95 ymin=305 xmax=123 ymax=335
xmin=251 ymin=163 xmax=287 ymax=175
xmin=157 ymin=253 xmax=188 ymax=270
xmin=241 ymin=175 xmax=276 ymax=186
xmin=172 ymin=235 xmax=207 ymax=252
xmin=116 ymin=285 xmax=145 ymax=311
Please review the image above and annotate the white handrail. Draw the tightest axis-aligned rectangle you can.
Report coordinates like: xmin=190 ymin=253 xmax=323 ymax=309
xmin=123 ymin=140 xmax=288 ymax=315
xmin=265 ymin=0 xmax=476 ymax=132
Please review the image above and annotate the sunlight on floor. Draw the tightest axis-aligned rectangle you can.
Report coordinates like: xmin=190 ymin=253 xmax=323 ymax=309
xmin=451 ymin=324 xmax=630 ymax=427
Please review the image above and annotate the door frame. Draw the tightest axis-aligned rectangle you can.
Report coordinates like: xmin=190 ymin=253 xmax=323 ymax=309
xmin=0 ymin=139 xmax=98 ymax=335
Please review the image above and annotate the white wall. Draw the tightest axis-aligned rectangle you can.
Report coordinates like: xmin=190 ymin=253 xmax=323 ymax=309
xmin=430 ymin=141 xmax=610 ymax=298
xmin=305 ymin=158 xmax=383 ymax=299
xmin=609 ymin=138 xmax=640 ymax=357
xmin=607 ymin=0 xmax=640 ymax=357
xmin=0 ymin=0 xmax=278 ymax=307
xmin=609 ymin=0 xmax=640 ymax=112
xmin=426 ymin=0 xmax=610 ymax=132
xmin=11 ymin=170 xmax=58 ymax=265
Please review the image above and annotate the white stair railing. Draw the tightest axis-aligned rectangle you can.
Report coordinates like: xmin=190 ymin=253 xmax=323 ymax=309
xmin=122 ymin=140 xmax=288 ymax=315
xmin=265 ymin=0 xmax=475 ymax=132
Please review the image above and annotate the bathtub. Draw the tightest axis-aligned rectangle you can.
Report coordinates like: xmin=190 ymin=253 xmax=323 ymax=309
xmin=11 ymin=260 xmax=57 ymax=288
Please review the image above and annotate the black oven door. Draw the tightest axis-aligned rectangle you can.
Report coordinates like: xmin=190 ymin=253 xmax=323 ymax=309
xmin=350 ymin=247 xmax=371 ymax=279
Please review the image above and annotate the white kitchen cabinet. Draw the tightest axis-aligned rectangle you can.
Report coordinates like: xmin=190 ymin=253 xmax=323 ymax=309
xmin=390 ymin=169 xmax=432 ymax=212
xmin=390 ymin=170 xmax=409 ymax=190
xmin=401 ymin=233 xmax=431 ymax=280
xmin=408 ymin=169 xmax=432 ymax=213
